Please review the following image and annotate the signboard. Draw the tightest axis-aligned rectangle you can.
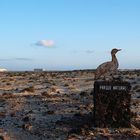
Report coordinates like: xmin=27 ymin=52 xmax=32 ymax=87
xmin=93 ymin=81 xmax=131 ymax=128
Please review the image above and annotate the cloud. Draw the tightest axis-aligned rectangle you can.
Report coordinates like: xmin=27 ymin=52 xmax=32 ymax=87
xmin=15 ymin=58 xmax=32 ymax=61
xmin=0 ymin=59 xmax=9 ymax=61
xmin=0 ymin=58 xmax=32 ymax=61
xmin=72 ymin=50 xmax=94 ymax=54
xmin=35 ymin=39 xmax=55 ymax=48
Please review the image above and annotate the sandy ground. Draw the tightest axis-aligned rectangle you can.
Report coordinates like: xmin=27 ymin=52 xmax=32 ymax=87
xmin=0 ymin=70 xmax=140 ymax=140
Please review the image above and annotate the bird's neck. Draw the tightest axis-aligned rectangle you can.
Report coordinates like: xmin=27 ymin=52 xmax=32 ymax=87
xmin=111 ymin=53 xmax=118 ymax=63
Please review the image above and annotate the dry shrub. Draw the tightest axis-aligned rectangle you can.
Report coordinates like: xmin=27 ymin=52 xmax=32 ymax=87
xmin=51 ymin=87 xmax=57 ymax=92
xmin=23 ymin=86 xmax=35 ymax=92
xmin=41 ymin=92 xmax=52 ymax=98
xmin=2 ymin=93 xmax=14 ymax=98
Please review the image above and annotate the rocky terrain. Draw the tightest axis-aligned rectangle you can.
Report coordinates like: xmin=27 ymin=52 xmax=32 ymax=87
xmin=0 ymin=70 xmax=140 ymax=140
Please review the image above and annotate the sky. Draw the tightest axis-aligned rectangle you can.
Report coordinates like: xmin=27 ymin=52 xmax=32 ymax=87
xmin=0 ymin=0 xmax=140 ymax=71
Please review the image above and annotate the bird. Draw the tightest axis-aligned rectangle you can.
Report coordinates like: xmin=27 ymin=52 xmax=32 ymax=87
xmin=94 ymin=48 xmax=121 ymax=80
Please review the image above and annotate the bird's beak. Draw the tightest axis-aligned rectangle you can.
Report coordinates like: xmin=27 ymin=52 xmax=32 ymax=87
xmin=117 ymin=49 xmax=121 ymax=51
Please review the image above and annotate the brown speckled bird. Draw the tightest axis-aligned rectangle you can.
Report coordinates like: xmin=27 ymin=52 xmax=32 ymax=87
xmin=95 ymin=48 xmax=121 ymax=80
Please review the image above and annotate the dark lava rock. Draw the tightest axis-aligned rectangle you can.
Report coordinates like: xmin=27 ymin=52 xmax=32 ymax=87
xmin=22 ymin=116 xmax=30 ymax=122
xmin=68 ymin=128 xmax=82 ymax=135
xmin=47 ymin=110 xmax=54 ymax=115
xmin=22 ymin=123 xmax=32 ymax=130
xmin=80 ymin=91 xmax=87 ymax=96
xmin=10 ymin=112 xmax=16 ymax=117
xmin=0 ymin=135 xmax=4 ymax=140
xmin=136 ymin=89 xmax=140 ymax=93
xmin=74 ymin=113 xmax=83 ymax=117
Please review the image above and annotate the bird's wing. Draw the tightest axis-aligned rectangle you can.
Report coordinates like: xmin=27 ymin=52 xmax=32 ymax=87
xmin=97 ymin=61 xmax=110 ymax=70
xmin=95 ymin=61 xmax=112 ymax=79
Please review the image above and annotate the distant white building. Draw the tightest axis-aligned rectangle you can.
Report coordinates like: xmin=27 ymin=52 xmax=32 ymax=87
xmin=0 ymin=68 xmax=7 ymax=72
xmin=34 ymin=68 xmax=44 ymax=72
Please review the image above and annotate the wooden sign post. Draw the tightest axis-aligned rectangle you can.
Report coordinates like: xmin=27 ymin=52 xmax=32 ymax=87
xmin=93 ymin=81 xmax=131 ymax=128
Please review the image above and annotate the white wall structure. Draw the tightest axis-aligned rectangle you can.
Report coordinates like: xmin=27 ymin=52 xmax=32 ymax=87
xmin=34 ymin=69 xmax=44 ymax=72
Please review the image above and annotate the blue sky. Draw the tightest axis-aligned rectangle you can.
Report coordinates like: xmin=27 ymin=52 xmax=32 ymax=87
xmin=0 ymin=0 xmax=140 ymax=70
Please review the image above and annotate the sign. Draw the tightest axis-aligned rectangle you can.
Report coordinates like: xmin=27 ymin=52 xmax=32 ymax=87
xmin=93 ymin=81 xmax=131 ymax=128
